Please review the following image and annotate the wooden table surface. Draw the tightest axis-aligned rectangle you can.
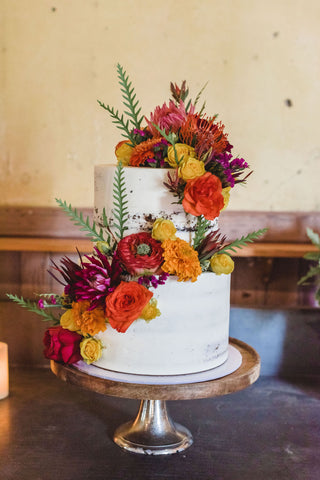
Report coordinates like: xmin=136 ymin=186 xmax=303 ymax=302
xmin=1 ymin=369 xmax=319 ymax=480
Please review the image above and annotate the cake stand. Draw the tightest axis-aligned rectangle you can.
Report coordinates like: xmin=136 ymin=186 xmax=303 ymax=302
xmin=51 ymin=338 xmax=260 ymax=455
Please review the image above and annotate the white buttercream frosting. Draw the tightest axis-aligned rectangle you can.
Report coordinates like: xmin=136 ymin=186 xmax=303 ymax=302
xmin=94 ymin=165 xmax=218 ymax=242
xmin=94 ymin=273 xmax=230 ymax=375
xmin=93 ymin=164 xmax=230 ymax=376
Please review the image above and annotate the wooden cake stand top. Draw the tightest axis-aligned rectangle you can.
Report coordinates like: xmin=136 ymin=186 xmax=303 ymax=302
xmin=51 ymin=338 xmax=260 ymax=401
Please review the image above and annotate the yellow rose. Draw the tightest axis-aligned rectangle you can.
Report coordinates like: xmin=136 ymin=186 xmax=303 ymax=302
xmin=115 ymin=140 xmax=133 ymax=166
xmin=167 ymin=143 xmax=196 ymax=167
xmin=152 ymin=218 xmax=177 ymax=242
xmin=140 ymin=299 xmax=161 ymax=322
xmin=178 ymin=157 xmax=206 ymax=181
xmin=221 ymin=187 xmax=231 ymax=211
xmin=60 ymin=309 xmax=78 ymax=332
xmin=80 ymin=337 xmax=104 ymax=364
xmin=210 ymin=253 xmax=234 ymax=275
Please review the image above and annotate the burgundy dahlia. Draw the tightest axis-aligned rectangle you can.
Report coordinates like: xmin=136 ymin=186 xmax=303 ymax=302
xmin=116 ymin=232 xmax=164 ymax=276
xmin=50 ymin=248 xmax=122 ymax=309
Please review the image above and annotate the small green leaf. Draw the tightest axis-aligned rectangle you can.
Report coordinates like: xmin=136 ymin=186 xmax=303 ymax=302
xmin=306 ymin=228 xmax=320 ymax=247
xmin=303 ymin=252 xmax=320 ymax=261
xmin=297 ymin=266 xmax=320 ymax=285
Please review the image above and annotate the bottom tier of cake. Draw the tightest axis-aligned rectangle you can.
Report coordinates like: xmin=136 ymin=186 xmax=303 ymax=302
xmin=94 ymin=273 xmax=231 ymax=376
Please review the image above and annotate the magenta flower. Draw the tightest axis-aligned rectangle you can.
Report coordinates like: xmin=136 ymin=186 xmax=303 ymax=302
xmin=145 ymin=100 xmax=189 ymax=136
xmin=50 ymin=248 xmax=122 ymax=309
xmin=138 ymin=272 xmax=169 ymax=288
xmin=38 ymin=299 xmax=45 ymax=309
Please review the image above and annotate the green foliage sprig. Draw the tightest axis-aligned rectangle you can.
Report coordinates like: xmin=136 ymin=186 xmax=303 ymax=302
xmin=97 ymin=63 xmax=143 ymax=144
xmin=193 ymin=216 xmax=211 ymax=250
xmin=117 ymin=63 xmax=143 ymax=131
xmin=298 ymin=228 xmax=320 ymax=304
xmin=112 ymin=163 xmax=129 ymax=240
xmin=97 ymin=101 xmax=135 ymax=144
xmin=55 ymin=198 xmax=106 ymax=243
xmin=190 ymin=81 xmax=208 ymax=115
xmin=218 ymin=228 xmax=268 ymax=256
xmin=6 ymin=294 xmax=61 ymax=324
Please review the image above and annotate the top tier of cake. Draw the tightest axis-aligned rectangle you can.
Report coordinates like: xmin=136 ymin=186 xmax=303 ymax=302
xmin=94 ymin=165 xmax=217 ymax=242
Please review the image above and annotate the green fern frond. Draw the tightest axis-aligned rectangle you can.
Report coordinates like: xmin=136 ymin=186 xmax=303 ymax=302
xmin=55 ymin=198 xmax=106 ymax=243
xmin=97 ymin=101 xmax=135 ymax=143
xmin=117 ymin=63 xmax=143 ymax=130
xmin=6 ymin=294 xmax=60 ymax=324
xmin=218 ymin=228 xmax=268 ymax=256
xmin=112 ymin=163 xmax=129 ymax=239
xmin=193 ymin=216 xmax=211 ymax=250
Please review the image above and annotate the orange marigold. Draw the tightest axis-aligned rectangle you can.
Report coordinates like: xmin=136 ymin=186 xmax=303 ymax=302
xmin=161 ymin=238 xmax=202 ymax=282
xmin=72 ymin=300 xmax=107 ymax=336
xmin=130 ymin=137 xmax=162 ymax=166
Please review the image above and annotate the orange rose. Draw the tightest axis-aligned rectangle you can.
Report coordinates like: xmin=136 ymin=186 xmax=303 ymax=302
xmin=182 ymin=172 xmax=224 ymax=220
xmin=105 ymin=281 xmax=153 ymax=333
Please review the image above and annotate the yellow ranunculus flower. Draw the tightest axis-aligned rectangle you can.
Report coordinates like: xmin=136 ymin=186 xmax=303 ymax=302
xmin=178 ymin=157 xmax=206 ymax=181
xmin=115 ymin=140 xmax=133 ymax=166
xmin=80 ymin=337 xmax=104 ymax=364
xmin=60 ymin=309 xmax=78 ymax=332
xmin=210 ymin=253 xmax=234 ymax=275
xmin=167 ymin=143 xmax=196 ymax=167
xmin=152 ymin=218 xmax=177 ymax=242
xmin=140 ymin=299 xmax=161 ymax=322
xmin=221 ymin=187 xmax=231 ymax=211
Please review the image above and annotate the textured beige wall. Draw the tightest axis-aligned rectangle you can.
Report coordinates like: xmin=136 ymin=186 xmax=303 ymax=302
xmin=1 ymin=0 xmax=319 ymax=210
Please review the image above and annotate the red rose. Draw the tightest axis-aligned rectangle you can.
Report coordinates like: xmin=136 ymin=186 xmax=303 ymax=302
xmin=182 ymin=172 xmax=224 ymax=220
xmin=43 ymin=326 xmax=82 ymax=364
xmin=105 ymin=281 xmax=153 ymax=333
xmin=116 ymin=232 xmax=164 ymax=276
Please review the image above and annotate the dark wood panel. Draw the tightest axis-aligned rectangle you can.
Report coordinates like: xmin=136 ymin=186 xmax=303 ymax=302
xmin=0 ymin=206 xmax=92 ymax=238
xmin=1 ymin=207 xmax=320 ymax=242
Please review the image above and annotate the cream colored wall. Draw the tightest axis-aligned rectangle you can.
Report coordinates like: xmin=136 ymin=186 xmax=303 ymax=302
xmin=1 ymin=0 xmax=319 ymax=211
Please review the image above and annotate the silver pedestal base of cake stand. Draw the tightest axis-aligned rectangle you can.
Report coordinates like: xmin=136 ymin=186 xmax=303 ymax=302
xmin=51 ymin=339 xmax=260 ymax=456
xmin=114 ymin=399 xmax=193 ymax=455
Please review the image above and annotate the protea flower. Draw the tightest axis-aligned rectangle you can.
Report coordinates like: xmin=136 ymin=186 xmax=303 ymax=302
xmin=145 ymin=100 xmax=189 ymax=136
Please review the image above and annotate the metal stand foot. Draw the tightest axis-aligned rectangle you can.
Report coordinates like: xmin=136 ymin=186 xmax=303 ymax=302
xmin=114 ymin=399 xmax=193 ymax=455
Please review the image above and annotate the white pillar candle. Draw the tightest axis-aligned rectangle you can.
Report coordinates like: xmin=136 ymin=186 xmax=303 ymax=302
xmin=0 ymin=342 xmax=9 ymax=400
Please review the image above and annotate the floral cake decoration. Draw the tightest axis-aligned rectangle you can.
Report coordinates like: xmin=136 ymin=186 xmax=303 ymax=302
xmin=7 ymin=64 xmax=267 ymax=366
